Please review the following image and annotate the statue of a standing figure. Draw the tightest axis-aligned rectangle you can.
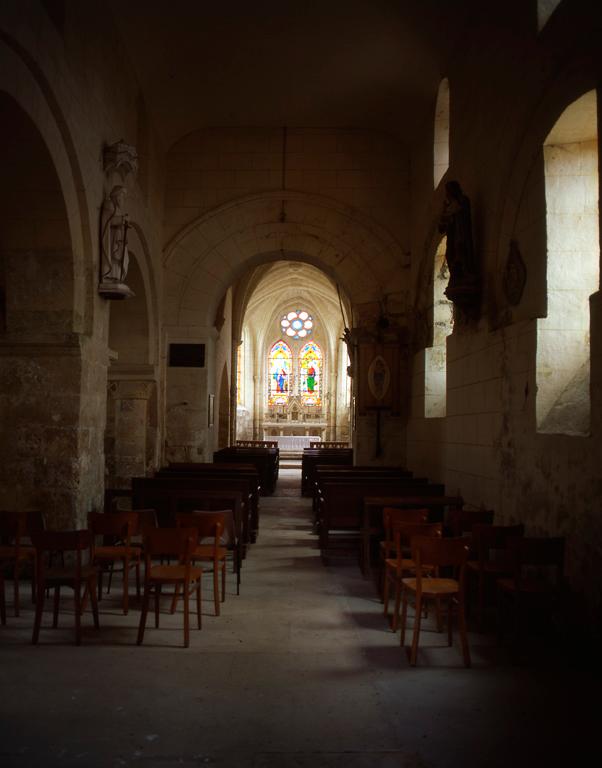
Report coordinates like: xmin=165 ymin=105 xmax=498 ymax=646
xmin=438 ymin=181 xmax=478 ymax=299
xmin=99 ymin=185 xmax=134 ymax=298
xmin=101 ymin=185 xmax=129 ymax=282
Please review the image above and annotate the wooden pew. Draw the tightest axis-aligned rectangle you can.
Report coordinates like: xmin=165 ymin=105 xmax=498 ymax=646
xmin=214 ymin=447 xmax=279 ymax=495
xmin=360 ymin=494 xmax=464 ymax=577
xmin=301 ymin=448 xmax=353 ymax=496
xmin=312 ymin=466 xmax=415 ymax=517
xmin=236 ymin=440 xmax=278 ymax=448
xmin=309 ymin=441 xmax=349 ymax=448
xmin=132 ymin=476 xmax=256 ymax=547
xmin=158 ymin=462 xmax=260 ymax=540
xmin=317 ymin=479 xmax=445 ymax=566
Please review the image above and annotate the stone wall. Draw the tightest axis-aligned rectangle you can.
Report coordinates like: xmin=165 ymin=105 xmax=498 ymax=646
xmin=406 ymin=3 xmax=602 ymax=620
xmin=0 ymin=1 xmax=164 ymax=525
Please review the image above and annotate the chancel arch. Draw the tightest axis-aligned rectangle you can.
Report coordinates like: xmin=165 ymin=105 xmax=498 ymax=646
xmin=233 ymin=260 xmax=351 ymax=447
xmin=105 ymin=244 xmax=160 ymax=487
xmin=163 ymin=190 xmax=405 ymax=330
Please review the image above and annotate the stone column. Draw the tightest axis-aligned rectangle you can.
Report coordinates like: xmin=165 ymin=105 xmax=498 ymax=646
xmin=106 ymin=380 xmax=154 ymax=488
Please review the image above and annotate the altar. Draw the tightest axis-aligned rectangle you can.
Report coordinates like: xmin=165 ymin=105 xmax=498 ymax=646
xmin=269 ymin=435 xmax=321 ymax=452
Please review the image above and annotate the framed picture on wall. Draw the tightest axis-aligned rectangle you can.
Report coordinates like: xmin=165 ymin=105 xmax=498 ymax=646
xmin=207 ymin=394 xmax=215 ymax=428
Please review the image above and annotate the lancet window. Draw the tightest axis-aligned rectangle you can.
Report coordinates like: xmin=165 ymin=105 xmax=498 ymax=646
xmin=268 ymin=340 xmax=292 ymax=405
xmin=299 ymin=342 xmax=322 ymax=406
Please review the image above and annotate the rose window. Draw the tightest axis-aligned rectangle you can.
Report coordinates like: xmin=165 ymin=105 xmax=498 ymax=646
xmin=280 ymin=309 xmax=313 ymax=339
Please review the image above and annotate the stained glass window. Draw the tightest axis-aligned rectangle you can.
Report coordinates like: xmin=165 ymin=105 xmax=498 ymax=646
xmin=299 ymin=341 xmax=322 ymax=406
xmin=236 ymin=342 xmax=243 ymax=405
xmin=280 ymin=309 xmax=313 ymax=339
xmin=268 ymin=340 xmax=292 ymax=405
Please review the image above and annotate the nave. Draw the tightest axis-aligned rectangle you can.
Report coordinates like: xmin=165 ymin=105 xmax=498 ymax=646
xmin=0 ymin=470 xmax=595 ymax=768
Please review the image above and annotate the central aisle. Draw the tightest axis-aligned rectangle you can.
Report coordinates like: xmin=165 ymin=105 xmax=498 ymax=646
xmin=0 ymin=469 xmax=594 ymax=768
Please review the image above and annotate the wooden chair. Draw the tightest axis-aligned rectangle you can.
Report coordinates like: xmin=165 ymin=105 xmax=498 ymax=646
xmin=89 ymin=511 xmax=140 ymax=614
xmin=383 ymin=521 xmax=442 ymax=631
xmin=378 ymin=507 xmax=429 ymax=597
xmin=496 ymin=536 xmax=565 ymax=646
xmin=447 ymin=506 xmax=494 ymax=537
xmin=0 ymin=510 xmax=38 ymax=616
xmin=173 ymin=512 xmax=228 ymax=616
xmin=31 ymin=529 xmax=100 ymax=646
xmin=400 ymin=535 xmax=471 ymax=667
xmin=0 ymin=569 xmax=6 ymax=625
xmin=137 ymin=527 xmax=202 ymax=648
xmin=466 ymin=523 xmax=524 ymax=630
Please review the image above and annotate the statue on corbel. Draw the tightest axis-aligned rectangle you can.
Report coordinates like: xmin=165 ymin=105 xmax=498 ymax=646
xmin=99 ymin=140 xmax=138 ymax=300
xmin=438 ymin=180 xmax=480 ymax=314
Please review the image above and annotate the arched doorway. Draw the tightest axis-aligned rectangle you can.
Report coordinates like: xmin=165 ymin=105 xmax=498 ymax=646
xmin=0 ymin=92 xmax=79 ymax=524
xmin=105 ymin=250 xmax=157 ymax=487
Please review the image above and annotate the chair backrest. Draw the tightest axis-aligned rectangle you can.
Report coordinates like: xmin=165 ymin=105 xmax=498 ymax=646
xmin=89 ymin=511 xmax=133 ymax=544
xmin=189 ymin=509 xmax=234 ymax=545
xmin=471 ymin=523 xmax=525 ymax=565
xmin=0 ymin=510 xmax=19 ymax=541
xmin=143 ymin=527 xmax=198 ymax=560
xmin=448 ymin=507 xmax=495 ymax=536
xmin=24 ymin=510 xmax=45 ymax=538
xmin=392 ymin=521 xmax=442 ymax=554
xmin=31 ymin=529 xmax=93 ymax=579
xmin=134 ymin=508 xmax=158 ymax=537
xmin=508 ymin=536 xmax=565 ymax=585
xmin=383 ymin=507 xmax=429 ymax=539
xmin=32 ymin=529 xmax=93 ymax=553
xmin=411 ymin=535 xmax=470 ymax=571
xmin=176 ymin=512 xmax=224 ymax=547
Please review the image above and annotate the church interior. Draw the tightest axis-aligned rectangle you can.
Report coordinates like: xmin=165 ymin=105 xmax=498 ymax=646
xmin=1 ymin=1 xmax=601 ymax=766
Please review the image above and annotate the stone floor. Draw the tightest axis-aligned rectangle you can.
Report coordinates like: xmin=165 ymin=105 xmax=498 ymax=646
xmin=0 ymin=470 xmax=597 ymax=767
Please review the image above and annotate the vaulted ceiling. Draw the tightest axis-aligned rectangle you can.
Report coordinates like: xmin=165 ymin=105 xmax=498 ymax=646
xmin=107 ymin=0 xmax=468 ymax=150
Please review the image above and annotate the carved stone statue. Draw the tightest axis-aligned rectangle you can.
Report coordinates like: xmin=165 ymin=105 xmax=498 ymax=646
xmin=99 ymin=185 xmax=134 ymax=299
xmin=438 ymin=181 xmax=479 ymax=305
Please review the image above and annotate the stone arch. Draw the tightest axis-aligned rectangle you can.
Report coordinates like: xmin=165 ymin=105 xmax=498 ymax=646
xmin=434 ymin=77 xmax=450 ymax=189
xmin=0 ymin=32 xmax=92 ymax=334
xmin=105 ymin=223 xmax=161 ymax=486
xmin=494 ymin=64 xmax=598 ymax=325
xmin=164 ymin=190 xmax=405 ymax=329
xmin=217 ymin=362 xmax=230 ymax=449
xmin=108 ymin=224 xmax=159 ymax=368
xmin=128 ymin=222 xmax=160 ymax=367
xmin=0 ymin=90 xmax=82 ymax=521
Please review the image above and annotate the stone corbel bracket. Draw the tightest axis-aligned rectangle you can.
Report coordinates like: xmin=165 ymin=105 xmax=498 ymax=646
xmin=103 ymin=140 xmax=138 ymax=183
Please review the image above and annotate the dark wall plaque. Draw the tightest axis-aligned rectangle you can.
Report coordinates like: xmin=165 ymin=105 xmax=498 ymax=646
xmin=169 ymin=343 xmax=205 ymax=368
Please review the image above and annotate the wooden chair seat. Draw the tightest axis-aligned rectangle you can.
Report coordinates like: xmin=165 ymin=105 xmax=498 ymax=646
xmin=400 ymin=536 xmax=471 ymax=667
xmin=173 ymin=512 xmax=229 ymax=617
xmin=496 ymin=536 xmax=565 ymax=647
xmin=466 ymin=559 xmax=509 ymax=575
xmin=497 ymin=575 xmax=558 ymax=594
xmin=31 ymin=529 xmax=99 ymax=646
xmin=94 ymin=545 xmax=141 ymax=560
xmin=0 ymin=544 xmax=35 ymax=560
xmin=89 ymin=512 xmax=141 ymax=615
xmin=467 ymin=523 xmax=524 ymax=630
xmin=383 ymin=520 xmax=442 ymax=632
xmin=192 ymin=545 xmax=229 ymax=560
xmin=148 ymin=564 xmax=204 ymax=582
xmin=378 ymin=508 xmax=428 ymax=597
xmin=0 ymin=571 xmax=6 ymax=625
xmin=0 ymin=511 xmax=40 ymax=617
xmin=385 ymin=557 xmax=434 ymax=573
xmin=137 ymin=527 xmax=202 ymax=648
xmin=402 ymin=576 xmax=461 ymax=596
xmin=45 ymin=565 xmax=99 ymax=582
